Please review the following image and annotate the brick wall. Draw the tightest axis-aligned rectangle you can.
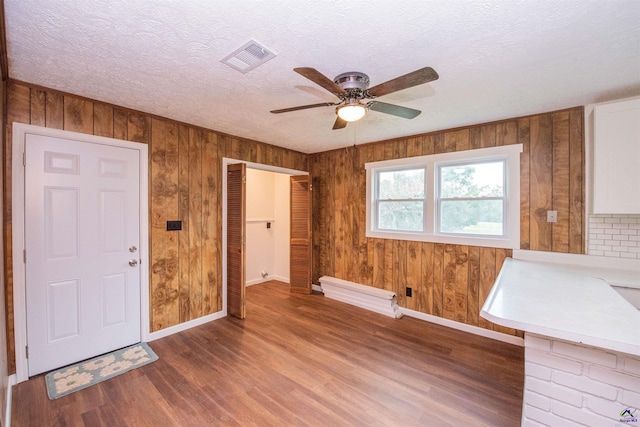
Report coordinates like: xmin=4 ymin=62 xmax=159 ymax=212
xmin=588 ymin=215 xmax=640 ymax=259
xmin=522 ymin=334 xmax=640 ymax=426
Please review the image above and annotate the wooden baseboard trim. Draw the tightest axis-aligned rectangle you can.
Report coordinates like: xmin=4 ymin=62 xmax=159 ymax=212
xmin=319 ymin=276 xmax=402 ymax=318
xmin=400 ymin=308 xmax=524 ymax=346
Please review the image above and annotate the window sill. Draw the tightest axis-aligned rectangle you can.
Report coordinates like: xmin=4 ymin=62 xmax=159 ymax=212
xmin=366 ymin=229 xmax=518 ymax=249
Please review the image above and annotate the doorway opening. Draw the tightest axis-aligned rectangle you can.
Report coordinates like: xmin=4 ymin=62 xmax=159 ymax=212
xmin=222 ymin=158 xmax=309 ymax=319
xmin=245 ymin=168 xmax=291 ymax=288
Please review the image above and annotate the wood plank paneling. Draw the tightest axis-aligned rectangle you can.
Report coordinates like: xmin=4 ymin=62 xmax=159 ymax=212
xmin=150 ymin=118 xmax=168 ymax=330
xmin=454 ymin=245 xmax=469 ymax=324
xmin=164 ymin=122 xmax=181 ymax=324
xmin=128 ymin=111 xmax=150 ymax=144
xmin=177 ymin=124 xmax=191 ymax=322
xmin=188 ymin=128 xmax=203 ymax=318
xmin=467 ymin=246 xmax=480 ymax=327
xmin=309 ymin=107 xmax=585 ymax=338
xmin=420 ymin=242 xmax=434 ymax=314
xmin=4 ymin=80 xmax=585 ymax=370
xmin=202 ymin=131 xmax=218 ymax=315
xmin=93 ymin=103 xmax=114 ymax=138
xmin=569 ymin=108 xmax=584 ymax=254
xmin=478 ymin=247 xmax=496 ymax=330
xmin=518 ymin=118 xmax=531 ymax=250
xmin=3 ymin=81 xmax=310 ymax=373
xmin=442 ymin=244 xmax=456 ymax=320
xmin=481 ymin=124 xmax=496 ymax=148
xmin=433 ymin=244 xmax=444 ymax=318
xmin=406 ymin=241 xmax=421 ymax=311
xmin=529 ymin=114 xmax=553 ymax=251
xmin=372 ymin=239 xmax=385 ymax=289
xmin=7 ymin=83 xmax=30 ymax=125
xmin=334 ymin=150 xmax=345 ymax=278
xmin=30 ymin=89 xmax=46 ymax=127
xmin=45 ymin=92 xmax=64 ymax=129
xmin=113 ymin=108 xmax=128 ymax=140
xmin=358 ymin=145 xmax=370 ymax=286
xmin=552 ymin=111 xmax=570 ymax=252
xmin=63 ymin=97 xmax=93 ymax=133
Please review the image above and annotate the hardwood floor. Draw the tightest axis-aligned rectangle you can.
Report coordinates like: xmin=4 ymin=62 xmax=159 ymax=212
xmin=12 ymin=281 xmax=524 ymax=426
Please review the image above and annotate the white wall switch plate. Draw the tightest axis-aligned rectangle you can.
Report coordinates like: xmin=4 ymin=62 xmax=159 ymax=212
xmin=547 ymin=210 xmax=558 ymax=223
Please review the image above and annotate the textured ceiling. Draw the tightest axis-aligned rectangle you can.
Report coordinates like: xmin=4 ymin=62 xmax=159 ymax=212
xmin=4 ymin=0 xmax=640 ymax=153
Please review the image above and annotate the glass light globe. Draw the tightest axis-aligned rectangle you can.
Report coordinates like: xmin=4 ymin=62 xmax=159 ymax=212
xmin=337 ymin=104 xmax=366 ymax=122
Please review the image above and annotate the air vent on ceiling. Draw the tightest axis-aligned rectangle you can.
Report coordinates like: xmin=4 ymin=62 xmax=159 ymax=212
xmin=221 ymin=40 xmax=276 ymax=73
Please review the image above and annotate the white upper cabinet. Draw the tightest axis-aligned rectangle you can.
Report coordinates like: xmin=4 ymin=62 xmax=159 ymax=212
xmin=592 ymin=97 xmax=640 ymax=214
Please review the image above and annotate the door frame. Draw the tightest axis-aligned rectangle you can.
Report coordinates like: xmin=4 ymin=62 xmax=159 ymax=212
xmin=221 ymin=158 xmax=307 ymax=315
xmin=11 ymin=123 xmax=150 ymax=383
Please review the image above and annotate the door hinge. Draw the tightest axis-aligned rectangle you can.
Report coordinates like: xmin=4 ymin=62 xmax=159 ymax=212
xmin=242 ymin=235 xmax=246 ymax=245
xmin=23 ymin=152 xmax=26 ymax=166
xmin=25 ymin=345 xmax=28 ymax=359
xmin=242 ymin=175 xmax=246 ymax=183
xmin=23 ymin=249 xmax=26 ymax=263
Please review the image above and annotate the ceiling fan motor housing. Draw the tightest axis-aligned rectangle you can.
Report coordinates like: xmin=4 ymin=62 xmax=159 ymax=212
xmin=333 ymin=72 xmax=370 ymax=92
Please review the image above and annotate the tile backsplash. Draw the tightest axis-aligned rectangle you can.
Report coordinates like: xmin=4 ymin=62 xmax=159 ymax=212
xmin=588 ymin=215 xmax=640 ymax=259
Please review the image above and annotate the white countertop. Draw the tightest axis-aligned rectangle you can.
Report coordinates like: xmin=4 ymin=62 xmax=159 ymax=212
xmin=512 ymin=250 xmax=640 ymax=289
xmin=481 ymin=258 xmax=640 ymax=356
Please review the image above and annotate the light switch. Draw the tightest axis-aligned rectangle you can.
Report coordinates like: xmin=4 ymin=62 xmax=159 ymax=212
xmin=547 ymin=211 xmax=557 ymax=223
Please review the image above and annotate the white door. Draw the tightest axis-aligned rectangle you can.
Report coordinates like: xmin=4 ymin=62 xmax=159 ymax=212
xmin=25 ymin=134 xmax=141 ymax=376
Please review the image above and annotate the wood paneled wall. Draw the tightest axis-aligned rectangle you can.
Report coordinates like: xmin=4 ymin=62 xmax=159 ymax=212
xmin=309 ymin=108 xmax=584 ymax=336
xmin=2 ymin=80 xmax=308 ymax=372
xmin=2 ymin=79 xmax=584 ymax=372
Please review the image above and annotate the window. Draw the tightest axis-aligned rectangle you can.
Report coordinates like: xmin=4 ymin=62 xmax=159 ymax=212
xmin=366 ymin=145 xmax=522 ymax=249
xmin=437 ymin=160 xmax=505 ymax=236
xmin=374 ymin=167 xmax=425 ymax=232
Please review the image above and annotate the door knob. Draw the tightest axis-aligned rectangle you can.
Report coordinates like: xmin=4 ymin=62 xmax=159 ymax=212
xmin=129 ymin=246 xmax=138 ymax=253
xmin=129 ymin=259 xmax=138 ymax=267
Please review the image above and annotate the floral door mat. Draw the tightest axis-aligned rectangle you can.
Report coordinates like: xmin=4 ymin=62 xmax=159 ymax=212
xmin=45 ymin=342 xmax=158 ymax=399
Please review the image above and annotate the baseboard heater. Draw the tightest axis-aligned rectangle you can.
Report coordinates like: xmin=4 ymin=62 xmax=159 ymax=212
xmin=319 ymin=276 xmax=402 ymax=318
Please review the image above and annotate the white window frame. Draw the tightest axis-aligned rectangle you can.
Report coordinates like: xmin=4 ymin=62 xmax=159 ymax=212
xmin=436 ymin=158 xmax=507 ymax=238
xmin=373 ymin=165 xmax=427 ymax=234
xmin=365 ymin=144 xmax=523 ymax=249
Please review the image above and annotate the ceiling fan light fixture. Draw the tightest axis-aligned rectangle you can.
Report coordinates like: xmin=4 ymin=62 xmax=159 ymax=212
xmin=336 ymin=103 xmax=366 ymax=122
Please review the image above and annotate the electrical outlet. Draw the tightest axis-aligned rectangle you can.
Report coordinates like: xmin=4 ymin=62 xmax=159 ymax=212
xmin=166 ymin=220 xmax=182 ymax=231
xmin=547 ymin=210 xmax=558 ymax=223
xmin=406 ymin=287 xmax=412 ymax=297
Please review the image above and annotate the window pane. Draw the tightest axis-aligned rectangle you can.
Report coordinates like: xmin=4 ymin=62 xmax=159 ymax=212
xmin=440 ymin=200 xmax=503 ymax=235
xmin=378 ymin=201 xmax=424 ymax=231
xmin=378 ymin=168 xmax=425 ymax=199
xmin=440 ymin=161 xmax=504 ymax=198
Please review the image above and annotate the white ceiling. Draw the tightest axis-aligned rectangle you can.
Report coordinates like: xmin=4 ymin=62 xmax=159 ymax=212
xmin=4 ymin=0 xmax=640 ymax=154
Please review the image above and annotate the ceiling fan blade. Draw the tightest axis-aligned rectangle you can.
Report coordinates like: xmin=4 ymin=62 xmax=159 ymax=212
xmin=368 ymin=101 xmax=421 ymax=119
xmin=271 ymin=102 xmax=338 ymax=114
xmin=294 ymin=67 xmax=346 ymax=95
xmin=367 ymin=67 xmax=439 ymax=97
xmin=332 ymin=117 xmax=348 ymax=130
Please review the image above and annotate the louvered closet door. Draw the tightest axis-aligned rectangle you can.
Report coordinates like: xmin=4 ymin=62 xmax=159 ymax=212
xmin=227 ymin=163 xmax=246 ymax=318
xmin=290 ymin=175 xmax=312 ymax=294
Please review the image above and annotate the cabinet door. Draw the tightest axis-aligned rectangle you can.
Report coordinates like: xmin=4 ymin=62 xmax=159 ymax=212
xmin=593 ymin=97 xmax=640 ymax=214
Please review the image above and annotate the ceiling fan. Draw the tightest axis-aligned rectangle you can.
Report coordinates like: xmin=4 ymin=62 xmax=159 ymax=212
xmin=270 ymin=66 xmax=439 ymax=130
